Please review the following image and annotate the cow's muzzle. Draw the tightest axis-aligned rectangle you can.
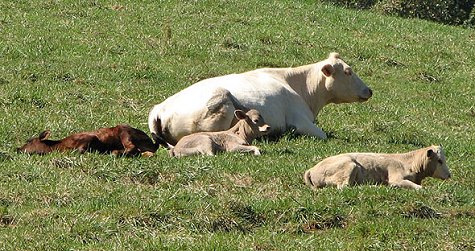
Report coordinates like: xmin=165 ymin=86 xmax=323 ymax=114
xmin=260 ymin=125 xmax=271 ymax=133
xmin=359 ymin=88 xmax=373 ymax=101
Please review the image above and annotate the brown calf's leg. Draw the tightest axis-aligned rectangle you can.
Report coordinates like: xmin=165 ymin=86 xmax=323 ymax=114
xmin=141 ymin=151 xmax=154 ymax=158
xmin=111 ymin=149 xmax=125 ymax=156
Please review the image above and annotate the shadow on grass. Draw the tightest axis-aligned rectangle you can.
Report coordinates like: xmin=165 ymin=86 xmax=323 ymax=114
xmin=403 ymin=203 xmax=442 ymax=219
xmin=210 ymin=202 xmax=265 ymax=233
xmin=300 ymin=214 xmax=347 ymax=233
xmin=0 ymin=152 xmax=13 ymax=161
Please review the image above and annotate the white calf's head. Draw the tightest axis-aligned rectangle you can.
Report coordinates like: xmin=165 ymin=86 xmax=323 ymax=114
xmin=234 ymin=109 xmax=271 ymax=138
xmin=427 ymin=145 xmax=451 ymax=180
xmin=321 ymin=52 xmax=372 ymax=104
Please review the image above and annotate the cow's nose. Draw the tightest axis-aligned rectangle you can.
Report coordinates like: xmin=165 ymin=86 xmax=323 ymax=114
xmin=367 ymin=88 xmax=373 ymax=97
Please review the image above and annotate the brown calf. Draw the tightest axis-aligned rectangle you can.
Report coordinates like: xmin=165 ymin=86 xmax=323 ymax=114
xmin=17 ymin=124 xmax=159 ymax=157
xmin=169 ymin=109 xmax=270 ymax=157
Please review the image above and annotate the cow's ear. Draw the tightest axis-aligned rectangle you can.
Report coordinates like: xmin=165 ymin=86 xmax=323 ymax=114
xmin=322 ymin=64 xmax=334 ymax=77
xmin=234 ymin=110 xmax=247 ymax=120
xmin=39 ymin=130 xmax=51 ymax=141
xmin=427 ymin=149 xmax=434 ymax=158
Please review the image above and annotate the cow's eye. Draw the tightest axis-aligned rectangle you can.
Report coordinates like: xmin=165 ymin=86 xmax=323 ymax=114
xmin=253 ymin=119 xmax=259 ymax=123
xmin=438 ymin=159 xmax=443 ymax=164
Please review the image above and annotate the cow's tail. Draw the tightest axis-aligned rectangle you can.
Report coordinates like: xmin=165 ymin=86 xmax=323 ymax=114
xmin=151 ymin=132 xmax=169 ymax=148
xmin=148 ymin=105 xmax=169 ymax=148
xmin=303 ymin=169 xmax=314 ymax=187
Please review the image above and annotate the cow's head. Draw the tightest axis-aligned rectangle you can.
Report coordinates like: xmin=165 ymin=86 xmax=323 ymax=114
xmin=321 ymin=52 xmax=372 ymax=104
xmin=426 ymin=145 xmax=451 ymax=180
xmin=17 ymin=130 xmax=54 ymax=154
xmin=235 ymin=109 xmax=271 ymax=138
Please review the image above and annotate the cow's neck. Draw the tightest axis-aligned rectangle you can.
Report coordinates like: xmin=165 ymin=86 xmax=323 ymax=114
xmin=284 ymin=64 xmax=332 ymax=116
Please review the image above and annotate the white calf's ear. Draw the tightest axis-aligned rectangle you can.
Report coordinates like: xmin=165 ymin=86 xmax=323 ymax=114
xmin=322 ymin=64 xmax=334 ymax=77
xmin=234 ymin=110 xmax=247 ymax=120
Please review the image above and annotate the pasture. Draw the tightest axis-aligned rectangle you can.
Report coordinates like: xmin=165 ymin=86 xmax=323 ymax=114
xmin=0 ymin=0 xmax=474 ymax=250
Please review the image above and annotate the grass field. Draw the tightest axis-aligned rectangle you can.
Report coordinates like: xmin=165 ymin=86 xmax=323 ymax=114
xmin=1 ymin=0 xmax=474 ymax=250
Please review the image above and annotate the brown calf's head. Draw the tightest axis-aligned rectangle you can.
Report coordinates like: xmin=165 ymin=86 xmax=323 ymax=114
xmin=234 ymin=109 xmax=271 ymax=138
xmin=426 ymin=145 xmax=451 ymax=180
xmin=17 ymin=130 xmax=55 ymax=154
xmin=322 ymin=52 xmax=373 ymax=104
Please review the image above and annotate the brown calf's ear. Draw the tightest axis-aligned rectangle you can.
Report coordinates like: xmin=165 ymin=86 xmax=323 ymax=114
xmin=39 ymin=130 xmax=51 ymax=141
xmin=426 ymin=149 xmax=434 ymax=158
xmin=234 ymin=110 xmax=247 ymax=120
xmin=322 ymin=64 xmax=334 ymax=77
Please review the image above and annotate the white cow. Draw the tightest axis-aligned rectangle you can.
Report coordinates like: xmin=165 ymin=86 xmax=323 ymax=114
xmin=149 ymin=52 xmax=372 ymax=145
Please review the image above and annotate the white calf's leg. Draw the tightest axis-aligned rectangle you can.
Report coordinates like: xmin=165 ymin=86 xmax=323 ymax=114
xmin=335 ymin=163 xmax=358 ymax=189
xmin=228 ymin=145 xmax=261 ymax=155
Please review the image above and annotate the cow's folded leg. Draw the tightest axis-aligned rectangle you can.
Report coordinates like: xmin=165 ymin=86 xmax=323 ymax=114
xmin=390 ymin=180 xmax=422 ymax=190
xmin=293 ymin=122 xmax=327 ymax=139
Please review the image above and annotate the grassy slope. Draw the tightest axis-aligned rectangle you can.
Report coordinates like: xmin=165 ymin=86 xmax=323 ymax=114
xmin=0 ymin=0 xmax=474 ymax=250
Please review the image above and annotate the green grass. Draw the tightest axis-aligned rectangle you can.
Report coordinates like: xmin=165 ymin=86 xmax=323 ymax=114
xmin=1 ymin=0 xmax=474 ymax=250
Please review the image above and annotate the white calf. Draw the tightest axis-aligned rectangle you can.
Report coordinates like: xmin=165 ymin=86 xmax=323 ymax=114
xmin=304 ymin=145 xmax=451 ymax=190
xmin=169 ymin=109 xmax=270 ymax=157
